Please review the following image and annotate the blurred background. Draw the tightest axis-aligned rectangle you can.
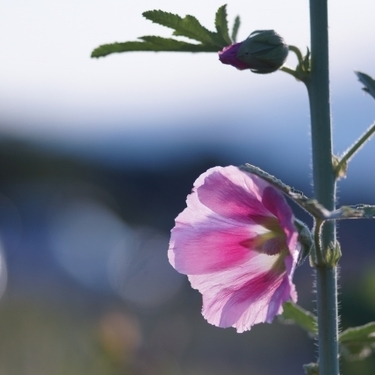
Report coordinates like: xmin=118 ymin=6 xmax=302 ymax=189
xmin=1 ymin=0 xmax=375 ymax=374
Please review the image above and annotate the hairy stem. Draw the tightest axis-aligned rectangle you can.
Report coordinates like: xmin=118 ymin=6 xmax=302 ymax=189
xmin=305 ymin=0 xmax=339 ymax=373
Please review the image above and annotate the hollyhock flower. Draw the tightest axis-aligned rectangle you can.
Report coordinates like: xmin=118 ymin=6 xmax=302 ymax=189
xmin=219 ymin=30 xmax=289 ymax=74
xmin=168 ymin=166 xmax=300 ymax=333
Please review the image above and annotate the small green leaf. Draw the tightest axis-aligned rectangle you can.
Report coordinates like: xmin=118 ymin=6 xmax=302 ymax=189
xmin=91 ymin=42 xmax=155 ymax=57
xmin=142 ymin=10 xmax=183 ymax=33
xmin=91 ymin=37 xmax=218 ymax=57
xmin=140 ymin=36 xmax=217 ymax=52
xmin=340 ymin=322 xmax=375 ymax=343
xmin=231 ymin=15 xmax=240 ymax=43
xmin=340 ymin=322 xmax=375 ymax=361
xmin=143 ymin=10 xmax=220 ymax=47
xmin=174 ymin=15 xmax=221 ymax=46
xmin=303 ymin=363 xmax=319 ymax=375
xmin=215 ymin=4 xmax=232 ymax=45
xmin=328 ymin=204 xmax=375 ymax=221
xmin=92 ymin=6 xmax=235 ymax=58
xmin=280 ymin=302 xmax=318 ymax=336
xmin=356 ymin=71 xmax=375 ymax=100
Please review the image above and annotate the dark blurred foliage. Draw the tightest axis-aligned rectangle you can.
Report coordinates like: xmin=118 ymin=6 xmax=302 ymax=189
xmin=0 ymin=138 xmax=373 ymax=374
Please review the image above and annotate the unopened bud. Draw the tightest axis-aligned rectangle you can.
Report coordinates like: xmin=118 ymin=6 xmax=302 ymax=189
xmin=219 ymin=30 xmax=289 ymax=74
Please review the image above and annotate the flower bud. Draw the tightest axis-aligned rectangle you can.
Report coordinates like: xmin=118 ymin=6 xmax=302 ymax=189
xmin=219 ymin=30 xmax=289 ymax=74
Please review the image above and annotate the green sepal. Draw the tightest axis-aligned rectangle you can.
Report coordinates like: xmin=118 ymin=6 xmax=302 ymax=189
xmin=280 ymin=302 xmax=318 ymax=336
xmin=322 ymin=241 xmax=341 ymax=266
xmin=340 ymin=322 xmax=375 ymax=361
xmin=294 ymin=219 xmax=314 ymax=266
xmin=356 ymin=71 xmax=375 ymax=100
xmin=282 ymin=46 xmax=311 ymax=82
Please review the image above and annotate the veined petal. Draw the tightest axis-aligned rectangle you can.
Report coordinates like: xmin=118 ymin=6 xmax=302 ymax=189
xmin=196 ymin=166 xmax=273 ymax=224
xmin=169 ymin=220 xmax=260 ymax=274
xmin=189 ymin=252 xmax=294 ymax=333
xmin=168 ymin=166 xmax=300 ymax=332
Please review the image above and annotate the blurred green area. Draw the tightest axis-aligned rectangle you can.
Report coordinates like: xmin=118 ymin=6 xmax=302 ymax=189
xmin=0 ymin=138 xmax=373 ymax=374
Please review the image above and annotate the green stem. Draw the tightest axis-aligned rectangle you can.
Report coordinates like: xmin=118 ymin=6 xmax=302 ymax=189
xmin=335 ymin=123 xmax=375 ymax=178
xmin=306 ymin=0 xmax=339 ymax=374
xmin=280 ymin=66 xmax=299 ymax=79
xmin=288 ymin=45 xmax=304 ymax=64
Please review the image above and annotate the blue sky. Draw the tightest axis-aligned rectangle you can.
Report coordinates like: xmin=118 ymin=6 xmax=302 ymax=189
xmin=1 ymin=0 xmax=375 ymax=195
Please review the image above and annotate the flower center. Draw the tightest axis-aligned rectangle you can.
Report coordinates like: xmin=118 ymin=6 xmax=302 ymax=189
xmin=248 ymin=217 xmax=288 ymax=256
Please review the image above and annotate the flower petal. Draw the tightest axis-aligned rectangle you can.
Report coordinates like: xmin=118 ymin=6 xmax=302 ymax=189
xmin=189 ymin=252 xmax=295 ymax=333
xmin=196 ymin=166 xmax=272 ymax=224
xmin=168 ymin=165 xmax=300 ymax=332
xmin=218 ymin=43 xmax=250 ymax=70
xmin=169 ymin=220 xmax=260 ymax=274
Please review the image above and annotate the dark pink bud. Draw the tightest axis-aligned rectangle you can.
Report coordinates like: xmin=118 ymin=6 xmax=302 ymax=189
xmin=218 ymin=43 xmax=249 ymax=70
xmin=219 ymin=30 xmax=289 ymax=74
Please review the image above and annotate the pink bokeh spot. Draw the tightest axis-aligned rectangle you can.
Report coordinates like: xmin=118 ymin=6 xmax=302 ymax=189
xmin=168 ymin=166 xmax=300 ymax=332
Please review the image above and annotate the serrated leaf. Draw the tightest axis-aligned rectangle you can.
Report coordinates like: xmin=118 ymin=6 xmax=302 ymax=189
xmin=215 ymin=5 xmax=231 ymax=45
xmin=340 ymin=322 xmax=375 ymax=343
xmin=92 ymin=6 xmax=232 ymax=58
xmin=91 ymin=42 xmax=154 ymax=57
xmin=231 ymin=15 xmax=240 ymax=43
xmin=143 ymin=10 xmax=183 ymax=32
xmin=280 ymin=302 xmax=318 ymax=336
xmin=91 ymin=37 xmax=218 ymax=58
xmin=303 ymin=363 xmax=319 ymax=375
xmin=356 ymin=71 xmax=375 ymax=100
xmin=340 ymin=322 xmax=375 ymax=361
xmin=143 ymin=10 xmax=221 ymax=47
xmin=173 ymin=15 xmax=222 ymax=46
xmin=140 ymin=36 xmax=217 ymax=51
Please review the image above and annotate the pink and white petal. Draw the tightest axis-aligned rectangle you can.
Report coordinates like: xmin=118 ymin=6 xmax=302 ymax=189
xmin=169 ymin=220 xmax=260 ymax=275
xmin=188 ymin=253 xmax=292 ymax=332
xmin=196 ymin=167 xmax=272 ymax=224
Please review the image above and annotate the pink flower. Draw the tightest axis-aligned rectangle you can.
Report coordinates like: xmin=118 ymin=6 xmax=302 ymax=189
xmin=168 ymin=166 xmax=300 ymax=333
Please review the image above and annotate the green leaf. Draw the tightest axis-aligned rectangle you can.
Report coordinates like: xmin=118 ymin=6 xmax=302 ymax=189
xmin=142 ymin=10 xmax=183 ymax=32
xmin=303 ymin=363 xmax=319 ymax=375
xmin=340 ymin=322 xmax=375 ymax=361
xmin=215 ymin=5 xmax=232 ymax=45
xmin=328 ymin=204 xmax=375 ymax=221
xmin=231 ymin=15 xmax=240 ymax=43
xmin=143 ymin=10 xmax=221 ymax=47
xmin=356 ymin=71 xmax=375 ymax=100
xmin=280 ymin=302 xmax=318 ymax=336
xmin=91 ymin=36 xmax=218 ymax=57
xmin=140 ymin=36 xmax=217 ymax=51
xmin=340 ymin=322 xmax=375 ymax=343
xmin=91 ymin=6 xmax=232 ymax=58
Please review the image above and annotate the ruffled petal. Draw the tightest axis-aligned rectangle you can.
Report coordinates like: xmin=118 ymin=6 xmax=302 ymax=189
xmin=169 ymin=220 xmax=260 ymax=274
xmin=168 ymin=165 xmax=300 ymax=332
xmin=196 ymin=166 xmax=271 ymax=224
xmin=189 ymin=252 xmax=292 ymax=333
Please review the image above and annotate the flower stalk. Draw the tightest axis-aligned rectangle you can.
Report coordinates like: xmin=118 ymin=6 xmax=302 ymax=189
xmin=306 ymin=0 xmax=339 ymax=373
